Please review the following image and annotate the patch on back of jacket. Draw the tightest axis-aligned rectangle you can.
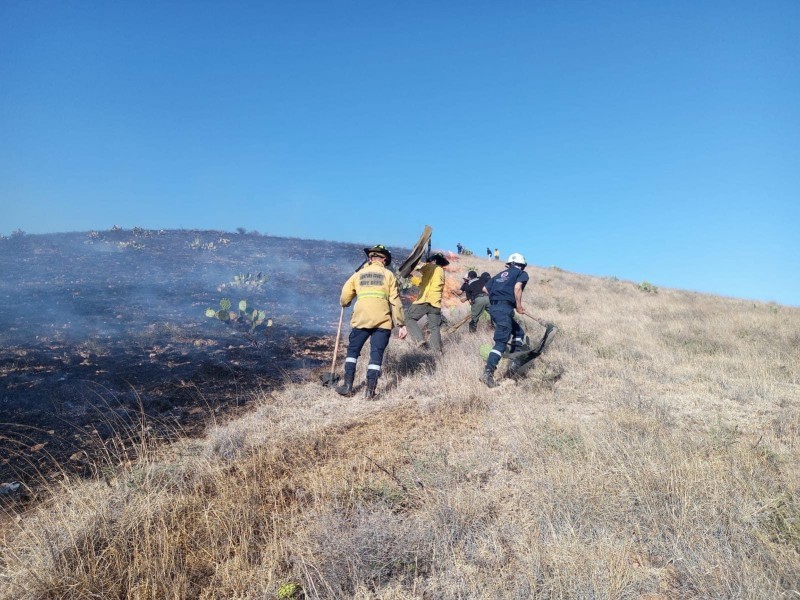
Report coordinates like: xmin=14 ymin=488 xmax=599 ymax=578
xmin=359 ymin=271 xmax=385 ymax=287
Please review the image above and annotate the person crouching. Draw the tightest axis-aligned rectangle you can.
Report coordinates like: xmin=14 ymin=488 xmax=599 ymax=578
xmin=337 ymin=245 xmax=407 ymax=399
xmin=458 ymin=270 xmax=491 ymax=333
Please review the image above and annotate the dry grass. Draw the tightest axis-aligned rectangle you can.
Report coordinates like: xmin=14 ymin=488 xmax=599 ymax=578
xmin=2 ymin=257 xmax=799 ymax=599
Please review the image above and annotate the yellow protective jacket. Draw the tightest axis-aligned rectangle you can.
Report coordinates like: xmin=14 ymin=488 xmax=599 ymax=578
xmin=340 ymin=261 xmax=406 ymax=329
xmin=413 ymin=262 xmax=445 ymax=308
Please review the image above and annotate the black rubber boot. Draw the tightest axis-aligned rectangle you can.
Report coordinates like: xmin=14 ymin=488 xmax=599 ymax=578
xmin=479 ymin=366 xmax=498 ymax=388
xmin=336 ymin=372 xmax=355 ymax=396
xmin=469 ymin=322 xmax=477 ymax=333
xmin=364 ymin=378 xmax=378 ymax=400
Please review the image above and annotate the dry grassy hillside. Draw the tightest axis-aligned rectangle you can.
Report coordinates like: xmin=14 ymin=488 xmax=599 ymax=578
xmin=2 ymin=256 xmax=799 ymax=599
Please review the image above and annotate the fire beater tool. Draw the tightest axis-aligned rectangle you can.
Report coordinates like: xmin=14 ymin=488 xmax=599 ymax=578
xmin=503 ymin=317 xmax=558 ymax=377
xmin=321 ymin=306 xmax=344 ymax=387
xmin=398 ymin=225 xmax=433 ymax=279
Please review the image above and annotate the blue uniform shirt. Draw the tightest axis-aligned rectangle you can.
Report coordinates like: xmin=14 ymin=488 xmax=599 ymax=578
xmin=486 ymin=266 xmax=529 ymax=304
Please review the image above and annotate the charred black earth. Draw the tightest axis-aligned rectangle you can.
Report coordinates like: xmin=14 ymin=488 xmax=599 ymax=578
xmin=0 ymin=228 xmax=382 ymax=491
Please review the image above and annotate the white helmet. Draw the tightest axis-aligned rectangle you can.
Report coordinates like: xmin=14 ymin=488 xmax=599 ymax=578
xmin=506 ymin=252 xmax=527 ymax=266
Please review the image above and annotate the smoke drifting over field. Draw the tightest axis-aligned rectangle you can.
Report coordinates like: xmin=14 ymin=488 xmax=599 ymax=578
xmin=0 ymin=229 xmax=405 ymax=485
xmin=0 ymin=229 xmax=368 ymax=344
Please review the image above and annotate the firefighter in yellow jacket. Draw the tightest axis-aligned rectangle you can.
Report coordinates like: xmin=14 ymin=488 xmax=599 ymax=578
xmin=336 ymin=245 xmax=407 ymax=399
xmin=405 ymin=252 xmax=449 ymax=353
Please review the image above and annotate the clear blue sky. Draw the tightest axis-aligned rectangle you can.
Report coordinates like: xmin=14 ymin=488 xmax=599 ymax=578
xmin=2 ymin=1 xmax=798 ymax=306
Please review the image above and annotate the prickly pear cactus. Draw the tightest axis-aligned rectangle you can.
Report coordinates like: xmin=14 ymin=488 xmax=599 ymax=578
xmin=219 ymin=272 xmax=268 ymax=292
xmin=204 ymin=297 xmax=272 ymax=338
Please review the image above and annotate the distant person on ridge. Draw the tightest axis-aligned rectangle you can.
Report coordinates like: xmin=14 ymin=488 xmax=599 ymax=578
xmin=337 ymin=245 xmax=407 ymax=399
xmin=494 ymin=248 xmax=500 ymax=261
xmin=456 ymin=242 xmax=463 ymax=254
xmin=457 ymin=270 xmax=491 ymax=333
xmin=486 ymin=247 xmax=492 ymax=259
xmin=480 ymin=253 xmax=530 ymax=388
xmin=405 ymin=252 xmax=449 ymax=354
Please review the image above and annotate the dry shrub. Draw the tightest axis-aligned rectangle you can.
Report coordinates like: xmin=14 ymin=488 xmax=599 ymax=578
xmin=292 ymin=505 xmax=433 ymax=596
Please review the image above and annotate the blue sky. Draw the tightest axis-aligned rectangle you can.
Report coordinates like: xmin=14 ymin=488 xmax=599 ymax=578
xmin=2 ymin=1 xmax=798 ymax=306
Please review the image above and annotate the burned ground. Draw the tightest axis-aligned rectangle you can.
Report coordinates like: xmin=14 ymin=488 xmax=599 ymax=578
xmin=0 ymin=229 xmax=387 ymax=493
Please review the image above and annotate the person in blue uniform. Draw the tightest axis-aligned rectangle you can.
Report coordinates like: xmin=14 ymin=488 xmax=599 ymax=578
xmin=480 ymin=253 xmax=530 ymax=388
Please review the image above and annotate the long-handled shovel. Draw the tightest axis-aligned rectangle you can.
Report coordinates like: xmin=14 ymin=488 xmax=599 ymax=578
xmin=321 ymin=306 xmax=344 ymax=387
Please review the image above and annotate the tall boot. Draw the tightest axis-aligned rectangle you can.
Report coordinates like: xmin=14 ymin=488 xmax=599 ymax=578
xmin=479 ymin=365 xmax=498 ymax=388
xmin=364 ymin=377 xmax=378 ymax=400
xmin=336 ymin=372 xmax=355 ymax=396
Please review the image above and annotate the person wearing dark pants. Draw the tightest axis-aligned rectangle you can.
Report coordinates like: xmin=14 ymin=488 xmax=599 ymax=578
xmin=343 ymin=327 xmax=390 ymax=391
xmin=481 ymin=253 xmax=530 ymax=388
xmin=457 ymin=270 xmax=491 ymax=332
xmin=405 ymin=252 xmax=449 ymax=353
xmin=337 ymin=245 xmax=407 ymax=399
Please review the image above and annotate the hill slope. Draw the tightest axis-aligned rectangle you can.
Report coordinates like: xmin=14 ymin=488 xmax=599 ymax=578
xmin=2 ymin=252 xmax=799 ymax=599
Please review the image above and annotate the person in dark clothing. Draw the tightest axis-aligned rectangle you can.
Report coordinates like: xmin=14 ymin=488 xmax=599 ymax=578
xmin=480 ymin=253 xmax=530 ymax=388
xmin=457 ymin=270 xmax=490 ymax=332
xmin=456 ymin=242 xmax=463 ymax=254
xmin=486 ymin=247 xmax=492 ymax=259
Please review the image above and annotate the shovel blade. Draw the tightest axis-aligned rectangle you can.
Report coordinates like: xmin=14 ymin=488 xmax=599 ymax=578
xmin=321 ymin=372 xmax=341 ymax=387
